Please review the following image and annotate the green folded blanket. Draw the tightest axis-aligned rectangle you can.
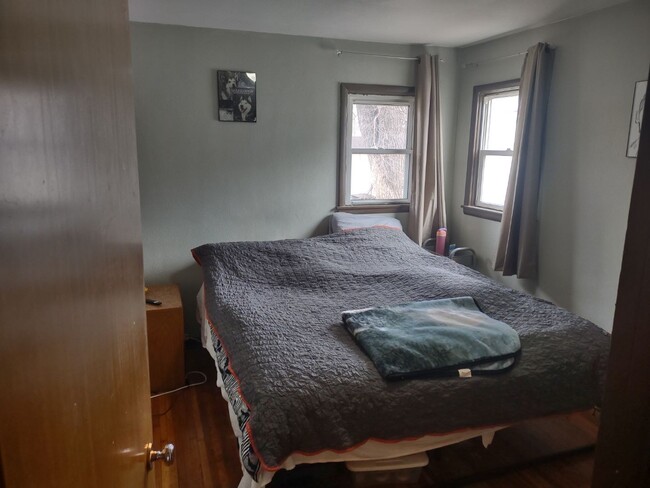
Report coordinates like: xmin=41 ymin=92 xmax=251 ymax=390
xmin=342 ymin=297 xmax=521 ymax=380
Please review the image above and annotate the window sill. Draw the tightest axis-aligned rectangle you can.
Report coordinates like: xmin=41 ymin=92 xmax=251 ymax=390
xmin=462 ymin=205 xmax=502 ymax=222
xmin=337 ymin=203 xmax=410 ymax=214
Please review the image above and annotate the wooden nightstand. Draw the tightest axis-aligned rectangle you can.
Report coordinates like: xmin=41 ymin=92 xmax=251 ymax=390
xmin=145 ymin=284 xmax=185 ymax=394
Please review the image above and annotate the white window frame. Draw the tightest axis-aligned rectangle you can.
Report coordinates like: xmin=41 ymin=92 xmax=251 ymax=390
xmin=338 ymin=84 xmax=415 ymax=213
xmin=463 ymin=79 xmax=520 ymax=221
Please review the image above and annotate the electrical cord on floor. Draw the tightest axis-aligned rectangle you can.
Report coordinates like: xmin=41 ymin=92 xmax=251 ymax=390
xmin=150 ymin=371 xmax=208 ymax=399
xmin=151 ymin=394 xmax=180 ymax=417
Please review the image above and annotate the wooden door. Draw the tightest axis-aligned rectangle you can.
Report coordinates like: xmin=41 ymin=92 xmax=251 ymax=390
xmin=592 ymin=70 xmax=650 ymax=486
xmin=0 ymin=1 xmax=153 ymax=487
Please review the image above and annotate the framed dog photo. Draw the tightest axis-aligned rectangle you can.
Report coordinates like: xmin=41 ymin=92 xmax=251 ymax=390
xmin=626 ymin=80 xmax=646 ymax=158
xmin=217 ymin=70 xmax=257 ymax=123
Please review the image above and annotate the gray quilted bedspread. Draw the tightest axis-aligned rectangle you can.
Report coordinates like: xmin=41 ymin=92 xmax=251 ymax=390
xmin=192 ymin=228 xmax=610 ymax=469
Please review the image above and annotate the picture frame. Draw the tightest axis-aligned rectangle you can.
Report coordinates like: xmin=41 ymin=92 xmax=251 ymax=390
xmin=626 ymin=80 xmax=647 ymax=158
xmin=217 ymin=70 xmax=257 ymax=123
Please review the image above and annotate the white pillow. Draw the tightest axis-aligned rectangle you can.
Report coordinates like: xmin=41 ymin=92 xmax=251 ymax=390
xmin=329 ymin=212 xmax=403 ymax=233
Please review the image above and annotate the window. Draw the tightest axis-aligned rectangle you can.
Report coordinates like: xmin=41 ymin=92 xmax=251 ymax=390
xmin=463 ymin=79 xmax=520 ymax=221
xmin=338 ymin=84 xmax=415 ymax=213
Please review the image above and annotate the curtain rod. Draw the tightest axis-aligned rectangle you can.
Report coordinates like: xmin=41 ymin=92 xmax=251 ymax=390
xmin=462 ymin=45 xmax=555 ymax=69
xmin=461 ymin=51 xmax=527 ymax=69
xmin=336 ymin=50 xmax=421 ymax=62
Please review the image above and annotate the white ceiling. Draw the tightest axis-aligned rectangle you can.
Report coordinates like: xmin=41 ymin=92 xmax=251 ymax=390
xmin=128 ymin=0 xmax=630 ymax=47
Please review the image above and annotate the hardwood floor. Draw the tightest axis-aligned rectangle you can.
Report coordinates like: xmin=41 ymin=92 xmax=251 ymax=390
xmin=151 ymin=343 xmax=599 ymax=488
xmin=151 ymin=341 xmax=240 ymax=488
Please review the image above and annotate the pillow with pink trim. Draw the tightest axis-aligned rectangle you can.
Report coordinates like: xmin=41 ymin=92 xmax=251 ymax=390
xmin=329 ymin=212 xmax=403 ymax=233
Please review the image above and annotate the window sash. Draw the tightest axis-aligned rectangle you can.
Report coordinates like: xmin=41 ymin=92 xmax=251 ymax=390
xmin=351 ymin=148 xmax=413 ymax=155
xmin=349 ymin=152 xmax=412 ymax=205
xmin=463 ymin=79 xmax=520 ymax=222
xmin=344 ymin=94 xmax=415 ymax=206
xmin=480 ymin=90 xmax=518 ymax=152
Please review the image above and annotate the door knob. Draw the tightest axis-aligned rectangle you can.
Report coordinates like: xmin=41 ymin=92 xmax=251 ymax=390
xmin=146 ymin=443 xmax=175 ymax=470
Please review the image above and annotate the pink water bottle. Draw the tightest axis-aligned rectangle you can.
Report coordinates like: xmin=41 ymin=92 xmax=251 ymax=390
xmin=435 ymin=227 xmax=447 ymax=255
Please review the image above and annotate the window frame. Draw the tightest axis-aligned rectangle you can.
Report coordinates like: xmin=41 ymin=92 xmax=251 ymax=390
xmin=463 ymin=79 xmax=520 ymax=222
xmin=338 ymin=83 xmax=415 ymax=214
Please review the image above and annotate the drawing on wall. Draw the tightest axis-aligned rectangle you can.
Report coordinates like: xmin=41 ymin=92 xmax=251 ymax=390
xmin=217 ymin=70 xmax=257 ymax=123
xmin=626 ymin=80 xmax=647 ymax=158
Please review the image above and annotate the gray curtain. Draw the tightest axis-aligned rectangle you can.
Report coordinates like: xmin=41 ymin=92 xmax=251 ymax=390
xmin=495 ymin=43 xmax=553 ymax=278
xmin=407 ymin=54 xmax=446 ymax=245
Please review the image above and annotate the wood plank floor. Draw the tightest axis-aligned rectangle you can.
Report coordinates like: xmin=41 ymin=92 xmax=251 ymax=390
xmin=151 ymin=342 xmax=599 ymax=488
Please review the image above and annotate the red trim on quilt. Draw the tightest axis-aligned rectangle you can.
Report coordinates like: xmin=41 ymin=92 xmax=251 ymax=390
xmin=191 ymin=249 xmax=202 ymax=266
xmin=253 ymin=406 xmax=591 ymax=472
xmin=341 ymin=225 xmax=402 ymax=233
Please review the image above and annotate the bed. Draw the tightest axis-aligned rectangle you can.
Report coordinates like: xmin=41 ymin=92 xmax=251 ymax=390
xmin=192 ymin=227 xmax=610 ymax=488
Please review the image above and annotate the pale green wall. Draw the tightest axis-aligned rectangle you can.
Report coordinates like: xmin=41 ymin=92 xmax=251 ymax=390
xmin=132 ymin=0 xmax=647 ymax=335
xmin=449 ymin=0 xmax=650 ymax=331
xmin=130 ymin=23 xmax=457 ymax=332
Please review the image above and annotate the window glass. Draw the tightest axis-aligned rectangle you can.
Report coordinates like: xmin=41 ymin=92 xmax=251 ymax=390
xmin=479 ymin=155 xmax=512 ymax=207
xmin=352 ymin=104 xmax=409 ymax=149
xmin=350 ymin=153 xmax=408 ymax=201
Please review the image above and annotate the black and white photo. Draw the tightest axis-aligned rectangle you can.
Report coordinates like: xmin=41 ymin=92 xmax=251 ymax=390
xmin=217 ymin=70 xmax=257 ymax=122
xmin=627 ymin=79 xmax=647 ymax=158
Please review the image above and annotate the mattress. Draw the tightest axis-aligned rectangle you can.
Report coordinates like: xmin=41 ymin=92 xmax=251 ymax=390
xmin=192 ymin=228 xmax=609 ymax=485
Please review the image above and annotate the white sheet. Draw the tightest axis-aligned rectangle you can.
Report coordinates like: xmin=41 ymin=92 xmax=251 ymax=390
xmin=197 ymin=285 xmax=508 ymax=488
